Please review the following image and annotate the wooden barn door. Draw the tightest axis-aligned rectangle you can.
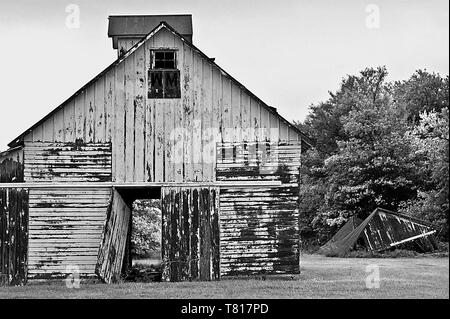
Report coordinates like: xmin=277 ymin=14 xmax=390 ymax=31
xmin=161 ymin=187 xmax=220 ymax=282
xmin=0 ymin=188 xmax=29 ymax=286
xmin=96 ymin=189 xmax=131 ymax=283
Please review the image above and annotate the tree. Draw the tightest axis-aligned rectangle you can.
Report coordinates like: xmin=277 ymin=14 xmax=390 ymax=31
xmin=393 ymin=70 xmax=449 ymax=123
xmin=296 ymin=67 xmax=449 ymax=245
xmin=131 ymin=199 xmax=162 ymax=258
xmin=399 ymin=109 xmax=449 ymax=239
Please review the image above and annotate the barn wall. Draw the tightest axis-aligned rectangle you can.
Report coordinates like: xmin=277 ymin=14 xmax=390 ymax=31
xmin=0 ymin=148 xmax=24 ymax=183
xmin=23 ymin=142 xmax=112 ymax=183
xmin=27 ymin=187 xmax=111 ymax=279
xmin=23 ymin=27 xmax=301 ymax=183
xmin=217 ymin=141 xmax=301 ymax=276
xmin=0 ymin=188 xmax=28 ymax=286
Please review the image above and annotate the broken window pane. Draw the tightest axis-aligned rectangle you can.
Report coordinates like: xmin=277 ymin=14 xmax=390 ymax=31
xmin=148 ymin=70 xmax=181 ymax=99
xmin=153 ymin=50 xmax=176 ymax=70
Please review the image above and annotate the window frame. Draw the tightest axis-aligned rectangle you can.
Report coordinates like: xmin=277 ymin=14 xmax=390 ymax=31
xmin=150 ymin=49 xmax=178 ymax=70
xmin=148 ymin=49 xmax=181 ymax=99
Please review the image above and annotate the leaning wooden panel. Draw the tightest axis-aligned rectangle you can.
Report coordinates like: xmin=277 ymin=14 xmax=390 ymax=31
xmin=96 ymin=189 xmax=131 ymax=283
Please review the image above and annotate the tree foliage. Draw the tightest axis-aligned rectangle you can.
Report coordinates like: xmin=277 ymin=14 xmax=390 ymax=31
xmin=297 ymin=67 xmax=449 ymax=244
xmin=131 ymin=199 xmax=162 ymax=258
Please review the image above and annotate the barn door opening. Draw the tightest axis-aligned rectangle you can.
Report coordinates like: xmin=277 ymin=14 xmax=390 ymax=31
xmin=96 ymin=187 xmax=161 ymax=283
xmin=161 ymin=187 xmax=220 ymax=282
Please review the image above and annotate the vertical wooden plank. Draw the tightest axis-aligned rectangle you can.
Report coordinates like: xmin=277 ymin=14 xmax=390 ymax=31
xmin=105 ymin=69 xmax=115 ymax=142
xmin=164 ymin=100 xmax=175 ymax=182
xmin=171 ymin=188 xmax=180 ymax=281
xmin=183 ymin=45 xmax=194 ymax=182
xmin=211 ymin=67 xmax=222 ymax=181
xmin=64 ymin=100 xmax=76 ymax=142
xmin=54 ymin=109 xmax=65 ymax=142
xmin=134 ymin=46 xmax=146 ymax=182
xmin=114 ymin=62 xmax=126 ymax=182
xmin=144 ymin=41 xmax=154 ymax=182
xmin=42 ymin=117 xmax=54 ymax=142
xmin=280 ymin=122 xmax=288 ymax=141
xmin=231 ymin=83 xmax=242 ymax=143
xmin=192 ymin=54 xmax=203 ymax=182
xmin=250 ymin=98 xmax=261 ymax=142
xmin=202 ymin=60 xmax=213 ymax=181
xmin=269 ymin=112 xmax=280 ymax=142
xmin=74 ymin=91 xmax=85 ymax=141
xmin=95 ymin=76 xmax=106 ymax=142
xmin=154 ymin=102 xmax=165 ymax=182
xmin=199 ymin=188 xmax=211 ymax=281
xmin=125 ymin=52 xmax=136 ymax=182
xmin=20 ymin=189 xmax=28 ymax=285
xmin=241 ymin=92 xmax=250 ymax=142
xmin=190 ymin=188 xmax=199 ymax=279
xmin=0 ymin=190 xmax=5 ymax=278
xmin=144 ymin=100 xmax=155 ymax=182
xmin=173 ymin=39 xmax=185 ymax=183
xmin=180 ymin=188 xmax=190 ymax=280
xmin=221 ymin=78 xmax=232 ymax=143
xmin=85 ymin=85 xmax=96 ymax=143
xmin=161 ymin=187 xmax=171 ymax=281
xmin=32 ymin=125 xmax=43 ymax=142
xmin=210 ymin=187 xmax=220 ymax=280
xmin=8 ymin=189 xmax=16 ymax=284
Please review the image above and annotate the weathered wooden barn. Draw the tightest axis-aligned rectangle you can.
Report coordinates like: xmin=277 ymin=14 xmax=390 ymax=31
xmin=0 ymin=15 xmax=311 ymax=285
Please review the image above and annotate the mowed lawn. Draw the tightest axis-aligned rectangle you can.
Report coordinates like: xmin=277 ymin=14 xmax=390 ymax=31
xmin=1 ymin=254 xmax=448 ymax=299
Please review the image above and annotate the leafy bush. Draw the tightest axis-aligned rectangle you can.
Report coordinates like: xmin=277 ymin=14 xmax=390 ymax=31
xmin=131 ymin=199 xmax=162 ymax=258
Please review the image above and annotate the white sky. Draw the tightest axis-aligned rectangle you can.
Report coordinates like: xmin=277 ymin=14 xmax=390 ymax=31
xmin=0 ymin=0 xmax=448 ymax=150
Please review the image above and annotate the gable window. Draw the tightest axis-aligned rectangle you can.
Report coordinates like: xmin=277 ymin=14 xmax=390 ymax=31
xmin=148 ymin=49 xmax=181 ymax=98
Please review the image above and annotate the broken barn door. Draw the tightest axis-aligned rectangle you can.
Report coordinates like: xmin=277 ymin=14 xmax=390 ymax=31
xmin=96 ymin=189 xmax=131 ymax=283
xmin=161 ymin=187 xmax=220 ymax=282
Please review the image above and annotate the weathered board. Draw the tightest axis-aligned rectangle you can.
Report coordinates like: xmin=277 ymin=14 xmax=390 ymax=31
xmin=96 ymin=189 xmax=131 ymax=283
xmin=0 ymin=188 xmax=29 ymax=286
xmin=362 ymin=209 xmax=437 ymax=252
xmin=217 ymin=141 xmax=301 ymax=276
xmin=27 ymin=187 xmax=111 ymax=280
xmin=23 ymin=141 xmax=112 ymax=182
xmin=0 ymin=147 xmax=24 ymax=183
xmin=17 ymin=25 xmax=306 ymax=183
xmin=161 ymin=187 xmax=220 ymax=281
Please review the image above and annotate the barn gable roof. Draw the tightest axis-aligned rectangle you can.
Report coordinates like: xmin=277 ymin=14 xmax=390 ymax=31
xmin=8 ymin=21 xmax=311 ymax=149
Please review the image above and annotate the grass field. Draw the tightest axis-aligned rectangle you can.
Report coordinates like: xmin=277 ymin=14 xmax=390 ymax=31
xmin=1 ymin=254 xmax=448 ymax=299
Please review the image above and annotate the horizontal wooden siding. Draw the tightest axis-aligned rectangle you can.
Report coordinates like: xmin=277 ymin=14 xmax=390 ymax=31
xmin=27 ymin=187 xmax=111 ymax=279
xmin=217 ymin=141 xmax=301 ymax=276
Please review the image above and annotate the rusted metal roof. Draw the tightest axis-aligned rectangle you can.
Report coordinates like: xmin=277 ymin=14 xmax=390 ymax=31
xmin=108 ymin=15 xmax=193 ymax=47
